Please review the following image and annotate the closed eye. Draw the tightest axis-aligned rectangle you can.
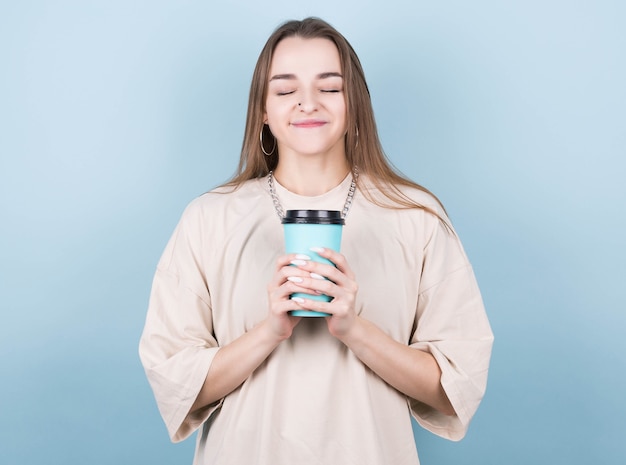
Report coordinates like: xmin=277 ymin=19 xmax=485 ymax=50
xmin=321 ymin=89 xmax=341 ymax=93
xmin=277 ymin=90 xmax=296 ymax=96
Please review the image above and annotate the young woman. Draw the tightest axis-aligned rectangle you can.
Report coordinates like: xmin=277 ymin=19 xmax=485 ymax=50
xmin=139 ymin=17 xmax=493 ymax=465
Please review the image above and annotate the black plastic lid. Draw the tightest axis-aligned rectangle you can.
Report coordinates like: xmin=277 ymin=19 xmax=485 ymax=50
xmin=281 ymin=210 xmax=345 ymax=225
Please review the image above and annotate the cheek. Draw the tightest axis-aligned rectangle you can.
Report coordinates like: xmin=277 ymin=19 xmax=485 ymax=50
xmin=264 ymin=100 xmax=290 ymax=124
xmin=334 ymin=101 xmax=347 ymax=128
xmin=333 ymin=96 xmax=347 ymax=116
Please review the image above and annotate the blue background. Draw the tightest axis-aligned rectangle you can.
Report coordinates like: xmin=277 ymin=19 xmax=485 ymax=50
xmin=1 ymin=1 xmax=624 ymax=463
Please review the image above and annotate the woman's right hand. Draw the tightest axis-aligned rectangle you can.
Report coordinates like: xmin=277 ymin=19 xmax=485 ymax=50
xmin=264 ymin=253 xmax=310 ymax=340
xmin=190 ymin=253 xmax=308 ymax=412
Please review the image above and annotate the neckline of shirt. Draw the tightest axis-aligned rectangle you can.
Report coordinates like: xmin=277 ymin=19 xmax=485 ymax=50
xmin=263 ymin=172 xmax=354 ymax=210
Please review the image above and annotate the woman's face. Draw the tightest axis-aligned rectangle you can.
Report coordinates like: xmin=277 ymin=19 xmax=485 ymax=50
xmin=264 ymin=37 xmax=347 ymax=162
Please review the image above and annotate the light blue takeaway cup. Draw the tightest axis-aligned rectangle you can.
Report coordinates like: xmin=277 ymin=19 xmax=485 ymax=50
xmin=282 ymin=210 xmax=344 ymax=317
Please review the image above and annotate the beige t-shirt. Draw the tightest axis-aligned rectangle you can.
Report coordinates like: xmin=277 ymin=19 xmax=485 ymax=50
xmin=139 ymin=174 xmax=493 ymax=465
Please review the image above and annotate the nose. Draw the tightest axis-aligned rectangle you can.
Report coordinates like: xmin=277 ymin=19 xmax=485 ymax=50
xmin=298 ymin=90 xmax=318 ymax=113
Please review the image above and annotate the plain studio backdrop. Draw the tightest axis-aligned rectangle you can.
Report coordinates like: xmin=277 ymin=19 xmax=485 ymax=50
xmin=1 ymin=1 xmax=624 ymax=464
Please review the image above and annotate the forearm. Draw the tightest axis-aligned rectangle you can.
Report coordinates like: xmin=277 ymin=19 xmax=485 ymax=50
xmin=337 ymin=316 xmax=455 ymax=416
xmin=190 ymin=320 xmax=284 ymax=412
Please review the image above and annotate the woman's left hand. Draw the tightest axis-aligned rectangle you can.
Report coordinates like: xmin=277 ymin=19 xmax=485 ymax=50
xmin=289 ymin=247 xmax=359 ymax=338
xmin=292 ymin=249 xmax=455 ymax=416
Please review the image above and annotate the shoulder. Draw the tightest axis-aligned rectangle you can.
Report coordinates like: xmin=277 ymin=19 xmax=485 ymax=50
xmin=358 ymin=174 xmax=448 ymax=219
xmin=167 ymin=178 xmax=269 ymax=241
xmin=182 ymin=178 xmax=266 ymax=217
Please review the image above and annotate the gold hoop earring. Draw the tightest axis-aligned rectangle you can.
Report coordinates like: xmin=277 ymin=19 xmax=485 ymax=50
xmin=355 ymin=127 xmax=359 ymax=149
xmin=260 ymin=125 xmax=276 ymax=156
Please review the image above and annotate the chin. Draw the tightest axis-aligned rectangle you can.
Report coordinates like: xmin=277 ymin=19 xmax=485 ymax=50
xmin=291 ymin=141 xmax=345 ymax=158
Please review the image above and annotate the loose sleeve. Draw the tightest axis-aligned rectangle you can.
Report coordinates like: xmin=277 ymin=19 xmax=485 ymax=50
xmin=139 ymin=201 xmax=222 ymax=442
xmin=409 ymin=214 xmax=494 ymax=441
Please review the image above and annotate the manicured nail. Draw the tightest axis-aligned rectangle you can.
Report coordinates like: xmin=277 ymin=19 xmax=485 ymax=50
xmin=287 ymin=276 xmax=303 ymax=283
xmin=295 ymin=254 xmax=311 ymax=260
xmin=310 ymin=272 xmax=325 ymax=280
xmin=310 ymin=247 xmax=325 ymax=253
xmin=290 ymin=259 xmax=307 ymax=266
xmin=291 ymin=297 xmax=305 ymax=303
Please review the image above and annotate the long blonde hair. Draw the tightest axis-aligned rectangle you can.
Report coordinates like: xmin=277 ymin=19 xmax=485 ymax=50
xmin=226 ymin=17 xmax=449 ymax=225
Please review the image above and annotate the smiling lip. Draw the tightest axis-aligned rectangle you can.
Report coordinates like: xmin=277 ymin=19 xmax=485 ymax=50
xmin=291 ymin=119 xmax=326 ymax=128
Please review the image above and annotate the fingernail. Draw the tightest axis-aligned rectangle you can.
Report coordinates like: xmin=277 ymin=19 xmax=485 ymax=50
xmin=290 ymin=259 xmax=307 ymax=266
xmin=310 ymin=272 xmax=325 ymax=280
xmin=287 ymin=276 xmax=303 ymax=283
xmin=291 ymin=297 xmax=305 ymax=303
xmin=295 ymin=254 xmax=311 ymax=260
xmin=310 ymin=247 xmax=325 ymax=253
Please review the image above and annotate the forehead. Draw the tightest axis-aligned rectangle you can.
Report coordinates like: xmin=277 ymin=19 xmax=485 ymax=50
xmin=269 ymin=37 xmax=341 ymax=76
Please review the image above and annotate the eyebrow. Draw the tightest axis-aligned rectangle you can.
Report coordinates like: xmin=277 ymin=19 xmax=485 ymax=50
xmin=269 ymin=72 xmax=343 ymax=81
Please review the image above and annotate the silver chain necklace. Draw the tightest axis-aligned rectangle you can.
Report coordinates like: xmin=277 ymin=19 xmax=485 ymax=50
xmin=267 ymin=167 xmax=359 ymax=220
